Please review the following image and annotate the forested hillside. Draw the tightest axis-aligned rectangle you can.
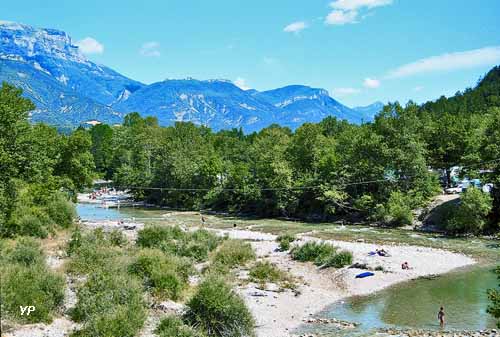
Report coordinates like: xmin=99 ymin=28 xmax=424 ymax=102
xmin=0 ymin=82 xmax=94 ymax=238
xmin=86 ymin=66 xmax=500 ymax=233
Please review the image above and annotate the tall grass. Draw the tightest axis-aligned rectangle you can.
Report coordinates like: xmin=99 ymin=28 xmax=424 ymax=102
xmin=291 ymin=241 xmax=353 ymax=268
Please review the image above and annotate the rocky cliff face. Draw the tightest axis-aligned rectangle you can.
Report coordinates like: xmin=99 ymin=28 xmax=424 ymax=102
xmin=0 ymin=21 xmax=379 ymax=131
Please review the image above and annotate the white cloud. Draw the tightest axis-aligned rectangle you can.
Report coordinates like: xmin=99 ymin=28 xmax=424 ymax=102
xmin=326 ymin=0 xmax=392 ymax=25
xmin=284 ymin=21 xmax=307 ymax=33
xmin=413 ymin=86 xmax=424 ymax=92
xmin=75 ymin=37 xmax=104 ymax=55
xmin=234 ymin=77 xmax=251 ymax=90
xmin=140 ymin=41 xmax=161 ymax=57
xmin=363 ymin=77 xmax=380 ymax=88
xmin=387 ymin=46 xmax=500 ymax=78
xmin=263 ymin=57 xmax=277 ymax=65
xmin=325 ymin=10 xmax=358 ymax=25
xmin=332 ymin=87 xmax=360 ymax=96
xmin=330 ymin=0 xmax=393 ymax=11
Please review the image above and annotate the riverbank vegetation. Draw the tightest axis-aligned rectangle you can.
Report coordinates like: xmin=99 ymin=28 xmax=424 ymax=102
xmin=82 ymin=67 xmax=500 ymax=235
xmin=0 ymin=237 xmax=65 ymax=324
xmin=1 ymin=65 xmax=500 ymax=334
xmin=0 ymin=83 xmax=94 ymax=240
xmin=64 ymin=225 xmax=258 ymax=337
xmin=488 ymin=266 xmax=500 ymax=328
xmin=290 ymin=241 xmax=353 ymax=268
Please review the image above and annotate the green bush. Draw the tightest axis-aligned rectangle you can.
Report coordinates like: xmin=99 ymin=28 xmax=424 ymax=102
xmin=109 ymin=229 xmax=127 ymax=247
xmin=129 ymin=249 xmax=194 ymax=300
xmin=290 ymin=241 xmax=336 ymax=266
xmin=66 ymin=229 xmax=120 ymax=274
xmin=1 ymin=264 xmax=65 ymax=323
xmin=188 ymin=229 xmax=222 ymax=252
xmin=446 ymin=187 xmax=493 ymax=234
xmin=183 ymin=276 xmax=255 ymax=337
xmin=136 ymin=225 xmax=185 ymax=248
xmin=45 ymin=192 xmax=76 ymax=228
xmin=156 ymin=316 xmax=205 ymax=337
xmin=0 ymin=237 xmax=64 ymax=323
xmin=322 ymin=250 xmax=353 ymax=268
xmin=137 ymin=226 xmax=223 ymax=262
xmin=249 ymin=261 xmax=285 ymax=284
xmin=67 ymin=227 xmax=83 ymax=256
xmin=6 ymin=236 xmax=45 ymax=266
xmin=380 ymin=191 xmax=414 ymax=226
xmin=8 ymin=207 xmax=52 ymax=238
xmin=1 ymin=185 xmax=76 ymax=238
xmin=354 ymin=194 xmax=376 ymax=216
xmin=212 ymin=240 xmax=255 ymax=270
xmin=71 ymin=270 xmax=146 ymax=337
xmin=276 ymin=234 xmax=296 ymax=251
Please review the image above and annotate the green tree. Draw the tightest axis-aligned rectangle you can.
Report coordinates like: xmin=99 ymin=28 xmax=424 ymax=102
xmin=56 ymin=129 xmax=95 ymax=192
xmin=90 ymin=124 xmax=114 ymax=178
xmin=482 ymin=108 xmax=500 ymax=227
xmin=446 ymin=187 xmax=492 ymax=234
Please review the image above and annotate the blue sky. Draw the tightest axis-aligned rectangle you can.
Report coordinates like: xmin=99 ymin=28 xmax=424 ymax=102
xmin=3 ymin=0 xmax=500 ymax=106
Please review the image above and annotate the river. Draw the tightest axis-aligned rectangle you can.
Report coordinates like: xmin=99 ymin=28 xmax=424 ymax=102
xmin=76 ymin=202 xmax=499 ymax=335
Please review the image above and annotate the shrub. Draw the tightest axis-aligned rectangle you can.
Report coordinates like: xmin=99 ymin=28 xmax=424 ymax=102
xmin=150 ymin=269 xmax=184 ymax=300
xmin=212 ymin=240 xmax=255 ymax=270
xmin=175 ymin=240 xmax=211 ymax=262
xmin=45 ymin=192 xmax=76 ymax=228
xmin=71 ymin=270 xmax=146 ymax=337
xmin=1 ymin=185 xmax=76 ymax=238
xmin=188 ymin=229 xmax=222 ymax=252
xmin=1 ymin=264 xmax=65 ymax=323
xmin=290 ymin=241 xmax=336 ymax=266
xmin=136 ymin=225 xmax=185 ymax=248
xmin=67 ymin=227 xmax=83 ymax=256
xmin=137 ymin=226 xmax=223 ymax=262
xmin=129 ymin=249 xmax=194 ymax=300
xmin=109 ymin=229 xmax=127 ymax=247
xmin=183 ymin=276 xmax=255 ymax=337
xmin=276 ymin=234 xmax=296 ymax=252
xmin=249 ymin=261 xmax=285 ymax=284
xmin=66 ymin=229 xmax=120 ymax=274
xmin=322 ymin=250 xmax=353 ymax=268
xmin=8 ymin=207 xmax=52 ymax=238
xmin=354 ymin=194 xmax=376 ymax=216
xmin=446 ymin=187 xmax=493 ymax=234
xmin=384 ymin=191 xmax=414 ymax=226
xmin=156 ymin=316 xmax=205 ymax=337
xmin=6 ymin=236 xmax=45 ymax=266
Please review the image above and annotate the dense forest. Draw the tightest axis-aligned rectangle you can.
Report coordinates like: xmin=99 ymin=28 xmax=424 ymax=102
xmin=1 ymin=67 xmax=500 ymax=239
xmin=85 ymin=66 xmax=500 ymax=234
xmin=0 ymin=83 xmax=94 ymax=238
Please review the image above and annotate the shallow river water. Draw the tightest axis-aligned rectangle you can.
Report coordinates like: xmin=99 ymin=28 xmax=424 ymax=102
xmin=76 ymin=203 xmax=499 ymax=335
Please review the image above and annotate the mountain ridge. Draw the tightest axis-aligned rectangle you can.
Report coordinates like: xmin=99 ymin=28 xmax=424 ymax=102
xmin=0 ymin=21 xmax=382 ymax=131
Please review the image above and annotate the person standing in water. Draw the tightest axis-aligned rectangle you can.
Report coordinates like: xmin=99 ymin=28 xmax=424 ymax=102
xmin=438 ymin=307 xmax=445 ymax=327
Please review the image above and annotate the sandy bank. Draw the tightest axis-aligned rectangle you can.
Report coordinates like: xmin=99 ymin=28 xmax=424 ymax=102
xmin=214 ymin=228 xmax=476 ymax=337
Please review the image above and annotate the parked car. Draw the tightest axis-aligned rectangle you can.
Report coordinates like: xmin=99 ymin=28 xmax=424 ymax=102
xmin=445 ymin=185 xmax=463 ymax=194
